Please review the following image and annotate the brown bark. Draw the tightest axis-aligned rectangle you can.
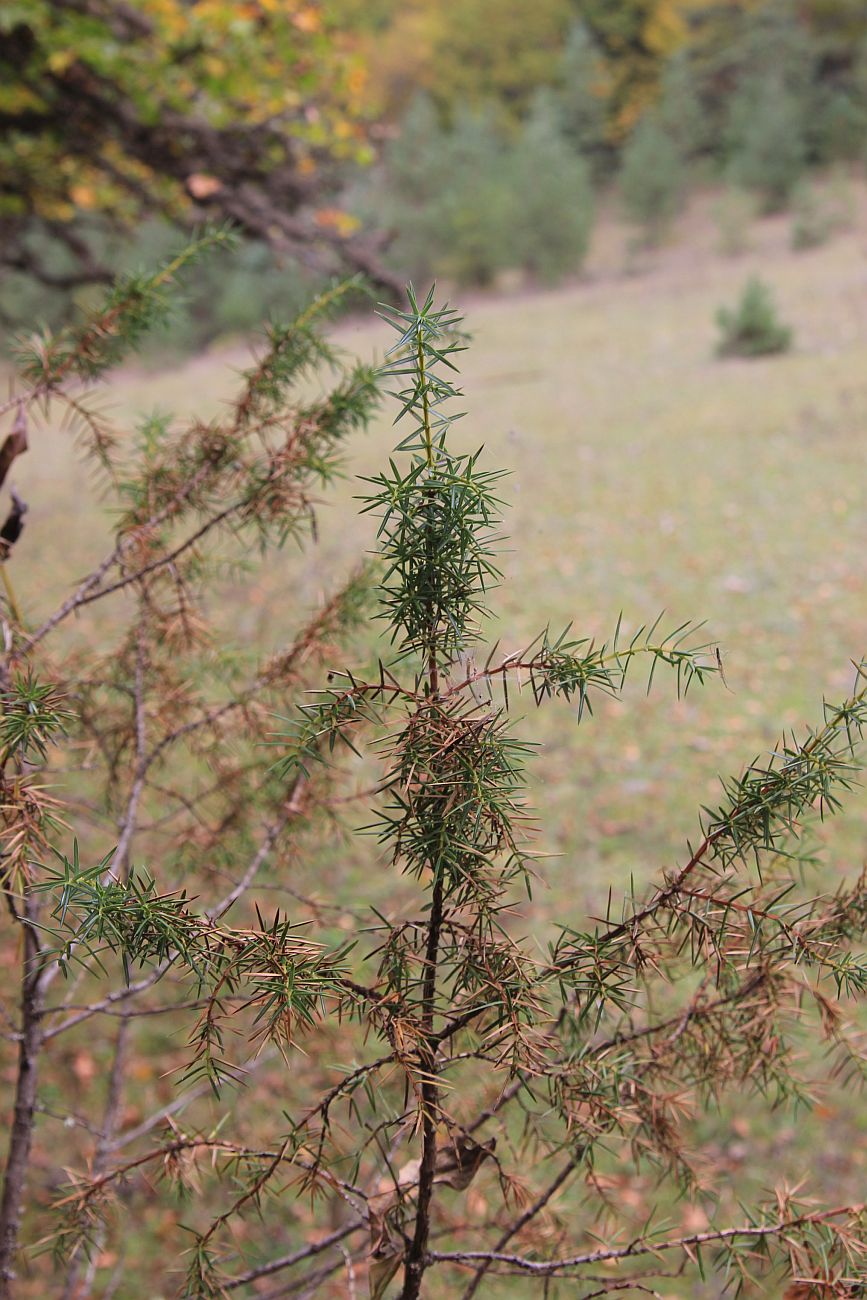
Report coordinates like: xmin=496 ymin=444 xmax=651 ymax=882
xmin=399 ymin=872 xmax=444 ymax=1300
xmin=0 ymin=905 xmax=47 ymax=1298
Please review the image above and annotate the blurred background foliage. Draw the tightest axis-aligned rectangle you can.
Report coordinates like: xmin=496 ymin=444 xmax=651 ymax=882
xmin=3 ymin=0 xmax=867 ymax=351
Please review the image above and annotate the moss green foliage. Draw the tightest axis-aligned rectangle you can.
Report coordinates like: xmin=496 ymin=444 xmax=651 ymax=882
xmin=551 ymin=20 xmax=609 ymax=175
xmin=363 ymin=93 xmax=595 ymax=287
xmin=507 ymin=93 xmax=595 ymax=283
xmin=726 ymin=75 xmax=808 ymax=212
xmin=619 ymin=115 xmax=684 ymax=246
xmin=716 ymin=277 xmax=794 ymax=357
xmin=657 ymin=48 xmax=709 ymax=162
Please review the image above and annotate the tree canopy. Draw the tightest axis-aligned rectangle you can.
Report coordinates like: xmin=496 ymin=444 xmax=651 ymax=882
xmin=0 ymin=0 xmax=399 ymax=290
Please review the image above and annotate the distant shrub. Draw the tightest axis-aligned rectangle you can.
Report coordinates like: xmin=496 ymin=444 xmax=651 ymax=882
xmin=505 ymin=92 xmax=595 ymax=282
xmin=826 ymin=165 xmax=858 ymax=231
xmin=790 ymin=174 xmax=857 ymax=250
xmin=712 ymin=187 xmax=757 ymax=256
xmin=790 ymin=182 xmax=834 ymax=250
xmin=809 ymin=87 xmax=867 ymax=164
xmin=619 ymin=115 xmax=684 ymax=246
xmin=726 ymin=74 xmax=807 ymax=212
xmin=716 ymin=277 xmax=793 ymax=357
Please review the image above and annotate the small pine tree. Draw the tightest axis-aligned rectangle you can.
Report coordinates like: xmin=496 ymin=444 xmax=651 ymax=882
xmin=380 ymin=92 xmax=450 ymax=206
xmin=369 ymin=97 xmax=511 ymax=286
xmin=431 ymin=106 xmax=512 ymax=286
xmin=506 ymin=91 xmax=595 ymax=283
xmin=619 ymin=114 xmax=684 ymax=246
xmin=363 ymin=90 xmax=595 ymax=288
xmin=789 ymin=173 xmax=855 ymax=251
xmin=658 ymin=48 xmax=709 ymax=161
xmin=726 ymin=74 xmax=807 ymax=212
xmin=716 ymin=276 xmax=794 ymax=357
xmin=809 ymin=86 xmax=867 ymax=164
xmin=728 ymin=0 xmax=817 ymax=110
xmin=554 ymin=20 xmax=609 ymax=175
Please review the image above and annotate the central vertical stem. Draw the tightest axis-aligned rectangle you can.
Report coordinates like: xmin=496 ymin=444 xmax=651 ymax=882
xmin=417 ymin=324 xmax=434 ymax=472
xmin=400 ymin=867 xmax=443 ymax=1300
xmin=400 ymin=320 xmax=442 ymax=1297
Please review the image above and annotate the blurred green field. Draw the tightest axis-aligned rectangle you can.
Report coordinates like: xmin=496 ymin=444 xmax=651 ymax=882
xmin=8 ymin=187 xmax=867 ymax=1288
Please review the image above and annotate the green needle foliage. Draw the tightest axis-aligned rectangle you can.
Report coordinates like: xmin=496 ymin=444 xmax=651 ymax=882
xmin=726 ymin=73 xmax=808 ymax=214
xmin=40 ymin=854 xmax=354 ymax=1095
xmin=363 ymin=97 xmax=595 ymax=289
xmin=15 ymin=226 xmax=240 ymax=387
xmin=619 ymin=114 xmax=685 ymax=248
xmin=716 ymin=276 xmax=794 ymax=358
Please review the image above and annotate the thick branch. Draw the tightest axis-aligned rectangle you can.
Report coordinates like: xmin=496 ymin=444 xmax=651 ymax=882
xmin=0 ymin=900 xmax=48 ymax=1296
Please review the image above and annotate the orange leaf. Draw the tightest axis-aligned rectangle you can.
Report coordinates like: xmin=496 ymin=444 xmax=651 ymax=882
xmin=186 ymin=173 xmax=223 ymax=199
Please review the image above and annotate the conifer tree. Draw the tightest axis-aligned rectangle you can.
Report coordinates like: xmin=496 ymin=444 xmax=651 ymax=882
xmin=657 ymin=49 xmax=709 ymax=161
xmin=726 ymin=74 xmax=807 ymax=212
xmin=619 ymin=114 xmax=684 ymax=246
xmin=508 ymin=93 xmax=595 ymax=282
xmin=554 ymin=21 xmax=609 ymax=174
xmin=369 ymin=99 xmax=511 ymax=286
xmin=716 ymin=276 xmax=794 ymax=357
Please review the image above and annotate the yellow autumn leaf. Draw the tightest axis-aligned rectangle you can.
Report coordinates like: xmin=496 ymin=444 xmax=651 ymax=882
xmin=47 ymin=49 xmax=76 ymax=73
xmin=346 ymin=65 xmax=368 ymax=98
